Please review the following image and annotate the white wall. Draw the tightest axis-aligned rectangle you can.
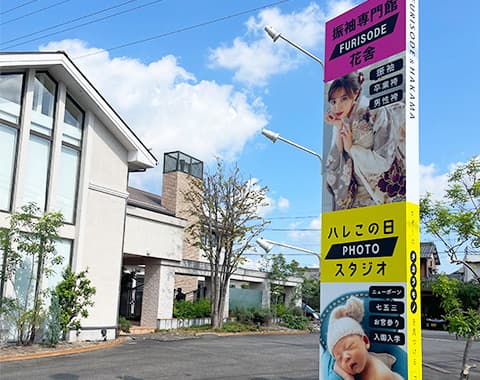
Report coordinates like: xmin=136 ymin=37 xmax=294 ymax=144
xmin=73 ymin=116 xmax=129 ymax=332
xmin=124 ymin=206 xmax=185 ymax=261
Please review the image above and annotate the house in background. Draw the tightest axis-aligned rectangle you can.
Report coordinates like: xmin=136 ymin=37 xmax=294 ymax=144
xmin=420 ymin=242 xmax=440 ymax=280
xmin=463 ymin=252 xmax=480 ymax=282
xmin=0 ymin=52 xmax=301 ymax=342
xmin=121 ymin=151 xmax=302 ymax=330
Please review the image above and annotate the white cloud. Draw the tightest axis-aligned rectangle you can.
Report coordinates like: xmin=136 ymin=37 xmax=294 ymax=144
xmin=257 ymin=194 xmax=291 ymax=217
xmin=287 ymin=216 xmax=321 ymax=246
xmin=208 ymin=1 xmax=357 ymax=86
xmin=277 ymin=196 xmax=290 ymax=210
xmin=326 ymin=0 xmax=359 ymax=20
xmin=419 ymin=163 xmax=449 ymax=201
xmin=39 ymin=39 xmax=268 ymax=192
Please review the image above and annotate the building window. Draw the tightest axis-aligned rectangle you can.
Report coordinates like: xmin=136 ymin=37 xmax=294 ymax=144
xmin=31 ymin=73 xmax=56 ymax=136
xmin=0 ymin=239 xmax=72 ymax=324
xmin=54 ymin=95 xmax=83 ymax=224
xmin=43 ymin=239 xmax=72 ymax=292
xmin=21 ymin=73 xmax=57 ymax=211
xmin=0 ymin=73 xmax=23 ymax=212
xmin=0 ymin=123 xmax=17 ymax=211
xmin=63 ymin=96 xmax=83 ymax=147
xmin=23 ymin=134 xmax=51 ymax=210
xmin=56 ymin=146 xmax=80 ymax=223
xmin=0 ymin=73 xmax=23 ymax=124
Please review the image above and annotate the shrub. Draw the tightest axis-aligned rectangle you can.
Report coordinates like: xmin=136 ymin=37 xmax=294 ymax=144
xmin=231 ymin=306 xmax=272 ymax=326
xmin=173 ymin=299 xmax=211 ymax=319
xmin=193 ymin=298 xmax=211 ymax=318
xmin=231 ymin=307 xmax=254 ymax=323
xmin=44 ymin=293 xmax=63 ymax=347
xmin=219 ymin=322 xmax=258 ymax=333
xmin=54 ymin=268 xmax=96 ymax=335
xmin=118 ymin=316 xmax=131 ymax=333
xmin=282 ymin=314 xmax=310 ymax=330
xmin=252 ymin=308 xmax=272 ymax=325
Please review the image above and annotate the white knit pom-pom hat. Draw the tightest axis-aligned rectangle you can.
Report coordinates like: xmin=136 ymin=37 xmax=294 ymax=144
xmin=327 ymin=296 xmax=366 ymax=354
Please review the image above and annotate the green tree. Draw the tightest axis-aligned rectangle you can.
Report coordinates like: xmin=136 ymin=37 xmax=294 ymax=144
xmin=431 ymin=276 xmax=480 ymax=380
xmin=262 ymin=253 xmax=300 ymax=314
xmin=0 ymin=203 xmax=64 ymax=345
xmin=53 ymin=267 xmax=96 ymax=336
xmin=420 ymin=156 xmax=480 ymax=379
xmin=300 ymin=275 xmax=320 ymax=311
xmin=183 ymin=159 xmax=268 ymax=328
xmin=420 ymin=156 xmax=480 ymax=282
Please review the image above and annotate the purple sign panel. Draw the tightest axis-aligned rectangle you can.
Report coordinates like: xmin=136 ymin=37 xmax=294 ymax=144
xmin=324 ymin=0 xmax=406 ymax=82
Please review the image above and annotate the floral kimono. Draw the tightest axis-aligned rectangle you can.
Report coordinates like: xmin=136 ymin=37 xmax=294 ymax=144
xmin=325 ymin=101 xmax=406 ymax=210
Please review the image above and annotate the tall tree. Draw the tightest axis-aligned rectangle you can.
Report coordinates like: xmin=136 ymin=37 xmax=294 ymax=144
xmin=431 ymin=276 xmax=480 ymax=380
xmin=183 ymin=160 xmax=268 ymax=328
xmin=261 ymin=253 xmax=300 ymax=313
xmin=420 ymin=155 xmax=480 ymax=379
xmin=0 ymin=203 xmax=64 ymax=345
xmin=420 ymin=156 xmax=480 ymax=282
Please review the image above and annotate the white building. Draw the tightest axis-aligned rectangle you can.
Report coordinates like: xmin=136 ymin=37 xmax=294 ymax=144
xmin=0 ymin=52 xmax=301 ymax=342
xmin=463 ymin=253 xmax=480 ymax=283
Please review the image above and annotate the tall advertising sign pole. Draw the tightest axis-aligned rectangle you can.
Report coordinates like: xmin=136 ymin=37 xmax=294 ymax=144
xmin=319 ymin=0 xmax=420 ymax=379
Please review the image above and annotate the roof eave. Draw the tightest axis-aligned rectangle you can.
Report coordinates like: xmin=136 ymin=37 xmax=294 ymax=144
xmin=0 ymin=51 xmax=157 ymax=170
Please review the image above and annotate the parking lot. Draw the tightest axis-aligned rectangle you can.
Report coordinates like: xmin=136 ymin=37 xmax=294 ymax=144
xmin=1 ymin=330 xmax=479 ymax=379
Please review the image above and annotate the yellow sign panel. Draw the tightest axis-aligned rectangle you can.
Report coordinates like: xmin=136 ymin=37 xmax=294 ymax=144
xmin=320 ymin=202 xmax=422 ymax=379
xmin=321 ymin=202 xmax=408 ymax=283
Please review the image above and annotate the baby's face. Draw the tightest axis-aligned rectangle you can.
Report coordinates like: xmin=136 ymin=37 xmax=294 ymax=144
xmin=332 ymin=334 xmax=370 ymax=376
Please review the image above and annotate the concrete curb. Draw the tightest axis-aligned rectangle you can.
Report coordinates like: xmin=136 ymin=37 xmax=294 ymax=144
xmin=0 ymin=337 xmax=127 ymax=362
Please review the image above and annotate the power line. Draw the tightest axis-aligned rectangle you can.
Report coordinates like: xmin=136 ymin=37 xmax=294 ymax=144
xmin=265 ymin=215 xmax=318 ymax=220
xmin=74 ymin=0 xmax=290 ymax=59
xmin=265 ymin=228 xmax=320 ymax=231
xmin=1 ymin=0 xmax=73 ymax=26
xmin=1 ymin=0 xmax=39 ymax=16
xmin=1 ymin=0 xmax=141 ymax=47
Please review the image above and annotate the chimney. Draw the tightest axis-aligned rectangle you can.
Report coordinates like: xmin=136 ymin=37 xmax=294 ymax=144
xmin=162 ymin=151 xmax=203 ymax=262
xmin=161 ymin=151 xmax=203 ymax=216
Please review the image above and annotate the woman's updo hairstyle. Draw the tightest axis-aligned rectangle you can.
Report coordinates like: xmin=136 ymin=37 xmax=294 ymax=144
xmin=328 ymin=72 xmax=364 ymax=102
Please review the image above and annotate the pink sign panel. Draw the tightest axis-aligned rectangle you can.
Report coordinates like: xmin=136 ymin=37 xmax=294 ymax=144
xmin=324 ymin=0 xmax=406 ymax=82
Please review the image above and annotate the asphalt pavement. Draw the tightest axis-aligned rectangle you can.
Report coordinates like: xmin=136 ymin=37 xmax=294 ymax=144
xmin=0 ymin=330 xmax=479 ymax=379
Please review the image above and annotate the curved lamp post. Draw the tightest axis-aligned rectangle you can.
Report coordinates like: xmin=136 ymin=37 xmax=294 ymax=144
xmin=261 ymin=128 xmax=322 ymax=163
xmin=264 ymin=25 xmax=325 ymax=69
xmin=264 ymin=25 xmax=324 ymax=379
xmin=256 ymin=237 xmax=320 ymax=261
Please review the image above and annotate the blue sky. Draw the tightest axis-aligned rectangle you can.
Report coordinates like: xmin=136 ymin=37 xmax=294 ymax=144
xmin=1 ymin=0 xmax=478 ymax=273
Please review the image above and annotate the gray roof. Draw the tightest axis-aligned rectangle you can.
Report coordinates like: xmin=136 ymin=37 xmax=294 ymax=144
xmin=420 ymin=242 xmax=440 ymax=265
xmin=464 ymin=253 xmax=480 ymax=263
xmin=127 ymin=187 xmax=174 ymax=216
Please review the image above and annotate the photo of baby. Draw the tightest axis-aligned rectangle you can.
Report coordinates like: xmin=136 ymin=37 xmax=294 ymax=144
xmin=327 ymin=296 xmax=404 ymax=380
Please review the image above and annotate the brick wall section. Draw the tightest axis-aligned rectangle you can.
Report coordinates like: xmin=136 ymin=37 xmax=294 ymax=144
xmin=163 ymin=170 xmax=203 ymax=299
xmin=162 ymin=171 xmax=201 ymax=261
xmin=174 ymin=275 xmax=198 ymax=301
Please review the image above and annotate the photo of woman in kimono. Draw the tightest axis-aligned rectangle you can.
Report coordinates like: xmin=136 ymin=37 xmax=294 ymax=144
xmin=324 ymin=72 xmax=406 ymax=210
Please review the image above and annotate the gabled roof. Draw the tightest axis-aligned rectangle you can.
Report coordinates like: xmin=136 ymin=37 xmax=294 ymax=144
xmin=0 ymin=51 xmax=157 ymax=171
xmin=420 ymin=242 xmax=440 ymax=265
xmin=127 ymin=186 xmax=174 ymax=216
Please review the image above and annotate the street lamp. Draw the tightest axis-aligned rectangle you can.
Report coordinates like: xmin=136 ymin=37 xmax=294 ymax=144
xmin=261 ymin=128 xmax=322 ymax=163
xmin=264 ymin=25 xmax=324 ymax=379
xmin=264 ymin=25 xmax=324 ymax=69
xmin=256 ymin=237 xmax=320 ymax=261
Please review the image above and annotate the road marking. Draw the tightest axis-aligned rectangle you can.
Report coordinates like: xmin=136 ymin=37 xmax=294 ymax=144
xmin=423 ymin=362 xmax=450 ymax=374
xmin=423 ymin=337 xmax=460 ymax=343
